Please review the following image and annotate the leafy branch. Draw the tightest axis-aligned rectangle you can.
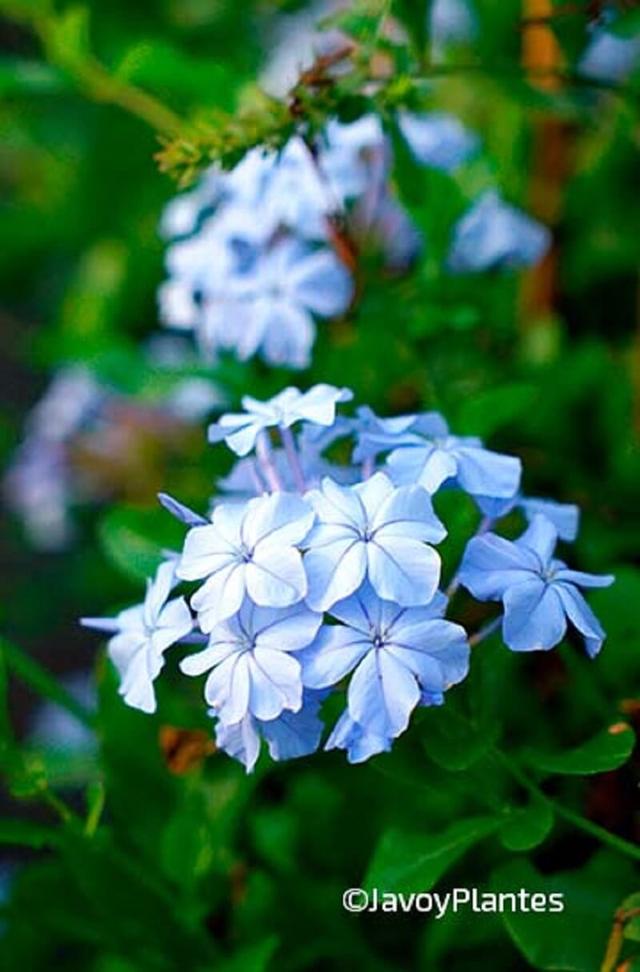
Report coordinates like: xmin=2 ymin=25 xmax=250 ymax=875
xmin=0 ymin=0 xmax=185 ymax=137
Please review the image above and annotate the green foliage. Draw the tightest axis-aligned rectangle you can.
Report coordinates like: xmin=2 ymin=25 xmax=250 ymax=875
xmin=0 ymin=1 xmax=639 ymax=970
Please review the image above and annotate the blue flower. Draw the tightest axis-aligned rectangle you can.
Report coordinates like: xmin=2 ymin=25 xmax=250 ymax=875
xmin=208 ymin=384 xmax=353 ymax=457
xmin=214 ymin=690 xmax=325 ymax=772
xmin=325 ymin=710 xmax=393 ymax=764
xmin=301 ymin=584 xmax=469 ymax=742
xmin=81 ymin=559 xmax=193 ymax=714
xmin=448 ymin=190 xmax=551 ymax=272
xmin=430 ymin=0 xmax=477 ymax=50
xmin=200 ymin=240 xmax=354 ymax=369
xmin=177 ymin=493 xmax=315 ymax=631
xmin=382 ymin=413 xmax=521 ymax=500
xmin=180 ymin=600 xmax=322 ymax=725
xmin=459 ymin=514 xmax=614 ymax=656
xmin=304 ymin=472 xmax=446 ymax=611
xmin=580 ymin=13 xmax=640 ymax=83
xmin=475 ymin=493 xmax=580 ymax=542
xmin=325 ymin=689 xmax=444 ymax=764
xmin=398 ymin=112 xmax=479 ymax=172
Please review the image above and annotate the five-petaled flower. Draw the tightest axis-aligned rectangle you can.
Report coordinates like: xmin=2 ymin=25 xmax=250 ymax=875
xmin=459 ymin=514 xmax=614 ymax=656
xmin=304 ymin=472 xmax=446 ymax=611
xmin=383 ymin=412 xmax=522 ymax=500
xmin=208 ymin=384 xmax=353 ymax=457
xmin=301 ymin=584 xmax=469 ymax=742
xmin=178 ymin=492 xmax=315 ymax=631
xmin=81 ymin=559 xmax=192 ymax=714
xmin=180 ymin=599 xmax=322 ymax=725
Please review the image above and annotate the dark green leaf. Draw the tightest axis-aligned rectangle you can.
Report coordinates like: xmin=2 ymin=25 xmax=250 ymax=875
xmin=364 ymin=816 xmax=499 ymax=894
xmin=523 ymin=725 xmax=635 ymax=776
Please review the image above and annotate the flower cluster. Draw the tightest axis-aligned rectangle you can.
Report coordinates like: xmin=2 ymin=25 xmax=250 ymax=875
xmin=83 ymin=385 xmax=612 ymax=771
xmin=159 ymin=110 xmax=549 ymax=369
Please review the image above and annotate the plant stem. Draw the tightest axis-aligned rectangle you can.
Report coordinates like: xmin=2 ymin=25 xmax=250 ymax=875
xmin=469 ymin=616 xmax=502 ymax=647
xmin=495 ymin=749 xmax=640 ymax=864
xmin=7 ymin=3 xmax=184 ymax=138
xmin=255 ymin=432 xmax=283 ymax=492
xmin=279 ymin=426 xmax=307 ymax=493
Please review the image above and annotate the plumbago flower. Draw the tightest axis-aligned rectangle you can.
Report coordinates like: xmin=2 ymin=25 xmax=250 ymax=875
xmin=81 ymin=559 xmax=192 ymax=714
xmin=459 ymin=515 xmax=613 ymax=657
xmin=159 ymin=108 xmax=547 ymax=369
xmin=301 ymin=585 xmax=469 ymax=762
xmin=83 ymin=384 xmax=613 ymax=771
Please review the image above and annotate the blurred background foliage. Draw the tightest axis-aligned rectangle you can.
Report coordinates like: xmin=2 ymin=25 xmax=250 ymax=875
xmin=1 ymin=1 xmax=640 ymax=970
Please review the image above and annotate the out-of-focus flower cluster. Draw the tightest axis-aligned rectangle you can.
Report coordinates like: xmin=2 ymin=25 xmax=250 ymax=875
xmin=83 ymin=385 xmax=612 ymax=772
xmin=4 ymin=351 xmax=223 ymax=550
xmin=159 ymin=109 xmax=550 ymax=370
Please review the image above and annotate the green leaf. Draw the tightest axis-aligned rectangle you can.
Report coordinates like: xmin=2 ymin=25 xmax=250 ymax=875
xmin=621 ymin=893 xmax=640 ymax=943
xmin=492 ymin=853 xmax=638 ymax=972
xmin=421 ymin=705 xmax=495 ymax=771
xmin=0 ymin=819 xmax=59 ymax=849
xmin=1 ymin=638 xmax=94 ymax=728
xmin=500 ymin=799 xmax=554 ymax=852
xmin=392 ymin=0 xmax=432 ymax=56
xmin=364 ymin=816 xmax=499 ymax=894
xmin=523 ymin=724 xmax=635 ymax=776
xmin=217 ymin=937 xmax=278 ymax=972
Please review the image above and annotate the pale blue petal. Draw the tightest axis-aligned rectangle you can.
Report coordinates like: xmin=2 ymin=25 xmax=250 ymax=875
xmin=242 ymin=492 xmax=315 ymax=550
xmin=454 ymin=446 xmax=521 ymax=499
xmin=372 ymin=483 xmax=446 ymax=542
xmin=367 ymin=536 xmax=441 ymax=606
xmin=204 ymin=653 xmax=251 ymax=724
xmin=190 ymin=562 xmax=246 ymax=632
xmin=553 ymin=568 xmax=614 ymax=590
xmin=385 ymin=619 xmax=470 ymax=691
xmin=459 ymin=533 xmax=536 ymax=600
xmin=521 ymin=498 xmax=580 ymax=542
xmin=248 ymin=649 xmax=302 ymax=720
xmin=555 ymin=584 xmax=606 ymax=658
xmin=308 ymin=477 xmax=366 ymax=530
xmin=348 ymin=650 xmax=420 ymax=738
xmin=304 ymin=538 xmax=367 ymax=611
xmin=502 ymin=581 xmax=567 ymax=652
xmin=215 ymin=714 xmax=261 ymax=772
xmin=299 ymin=624 xmax=370 ymax=688
xmin=289 ymin=250 xmax=354 ymax=317
xmin=246 ymin=547 xmax=307 ymax=607
xmin=515 ymin=514 xmax=558 ymax=568
xmin=325 ymin=710 xmax=392 ymax=764
xmin=398 ymin=112 xmax=479 ymax=171
xmin=158 ymin=492 xmax=208 ymax=527
xmin=253 ymin=603 xmax=323 ymax=652
xmin=261 ymin=691 xmax=324 ymax=761
xmin=354 ymin=472 xmax=395 ymax=521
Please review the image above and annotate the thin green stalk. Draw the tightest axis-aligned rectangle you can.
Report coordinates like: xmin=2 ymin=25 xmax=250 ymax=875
xmin=1 ymin=2 xmax=184 ymax=137
xmin=495 ymin=748 xmax=640 ymax=864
